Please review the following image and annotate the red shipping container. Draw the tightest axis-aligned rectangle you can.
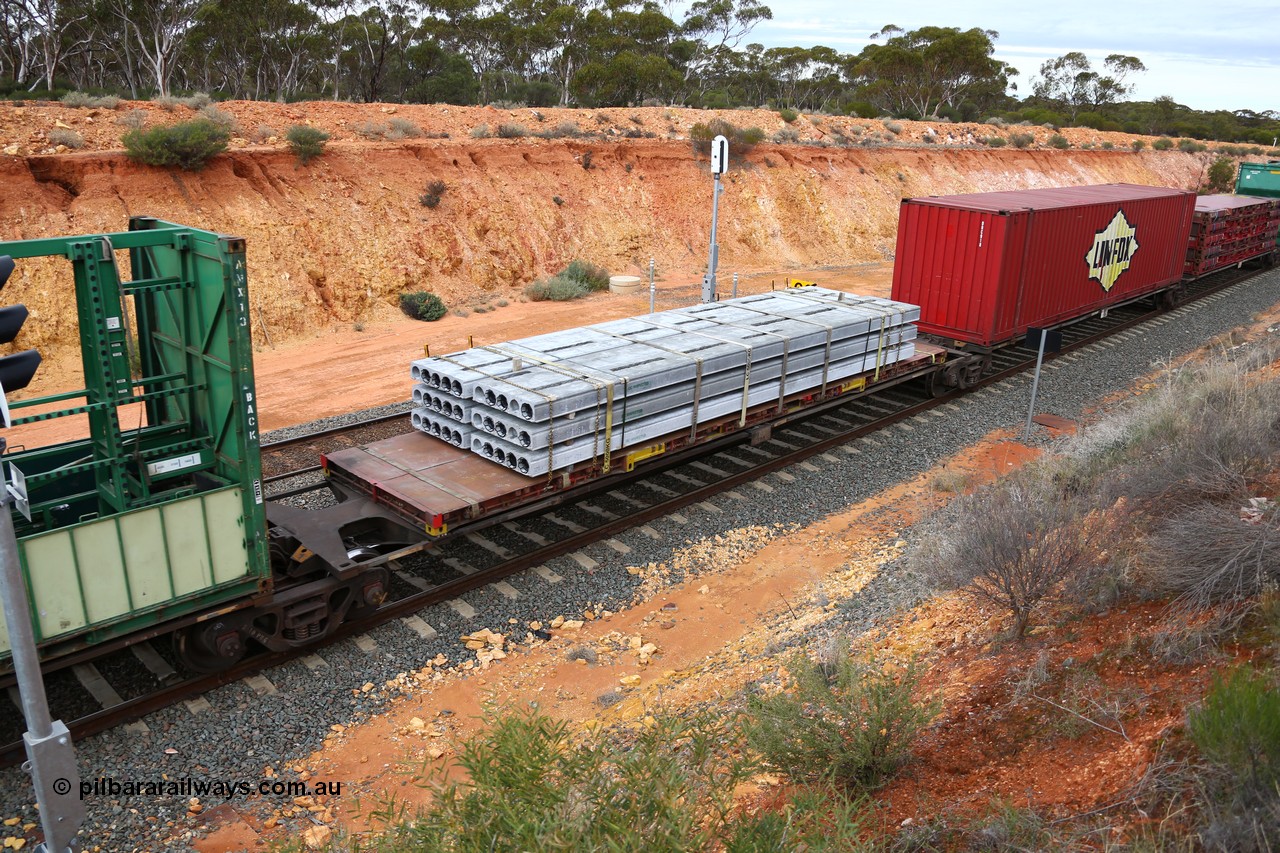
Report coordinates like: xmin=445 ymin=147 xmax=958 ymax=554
xmin=891 ymin=184 xmax=1195 ymax=347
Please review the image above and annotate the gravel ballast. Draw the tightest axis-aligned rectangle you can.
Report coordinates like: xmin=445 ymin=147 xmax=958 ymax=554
xmin=2 ymin=269 xmax=1278 ymax=851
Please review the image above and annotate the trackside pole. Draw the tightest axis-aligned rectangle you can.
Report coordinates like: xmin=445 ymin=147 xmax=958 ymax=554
xmin=1022 ymin=326 xmax=1061 ymax=441
xmin=1023 ymin=336 xmax=1047 ymax=440
xmin=701 ymin=135 xmax=728 ymax=304
xmin=0 ymin=440 xmax=85 ymax=853
xmin=649 ymin=258 xmax=655 ymax=314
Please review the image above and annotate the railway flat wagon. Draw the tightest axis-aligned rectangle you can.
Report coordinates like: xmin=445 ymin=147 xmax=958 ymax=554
xmin=891 ymin=184 xmax=1195 ymax=348
xmin=0 ymin=220 xmax=272 ymax=670
xmin=1185 ymin=194 xmax=1280 ymax=277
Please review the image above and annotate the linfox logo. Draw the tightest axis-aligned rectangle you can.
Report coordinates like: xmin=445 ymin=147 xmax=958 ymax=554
xmin=1085 ymin=209 xmax=1139 ymax=292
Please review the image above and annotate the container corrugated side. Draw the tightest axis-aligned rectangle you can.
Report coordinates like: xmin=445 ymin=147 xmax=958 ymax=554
xmin=892 ymin=185 xmax=1195 ymax=347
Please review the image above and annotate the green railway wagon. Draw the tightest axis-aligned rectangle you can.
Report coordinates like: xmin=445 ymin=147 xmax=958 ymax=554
xmin=0 ymin=219 xmax=270 ymax=667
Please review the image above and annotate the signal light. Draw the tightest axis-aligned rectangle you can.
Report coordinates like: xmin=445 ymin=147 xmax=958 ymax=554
xmin=0 ymin=256 xmax=41 ymax=425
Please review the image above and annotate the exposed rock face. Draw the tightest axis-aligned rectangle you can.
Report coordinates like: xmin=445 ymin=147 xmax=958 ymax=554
xmin=0 ymin=104 xmax=1209 ymax=377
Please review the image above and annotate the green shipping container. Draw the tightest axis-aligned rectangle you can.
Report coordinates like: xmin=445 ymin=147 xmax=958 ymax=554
xmin=1237 ymin=161 xmax=1280 ymax=198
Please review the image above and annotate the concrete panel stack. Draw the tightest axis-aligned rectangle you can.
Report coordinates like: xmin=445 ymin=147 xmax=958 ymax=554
xmin=410 ymin=288 xmax=920 ymax=476
xmin=1186 ymin=194 xmax=1280 ymax=277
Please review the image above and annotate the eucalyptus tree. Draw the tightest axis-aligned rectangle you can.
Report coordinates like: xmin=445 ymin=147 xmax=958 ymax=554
xmin=851 ymin=25 xmax=1014 ymax=119
xmin=0 ymin=0 xmax=38 ymax=87
xmin=570 ymin=0 xmax=682 ymax=106
xmin=187 ymin=0 xmax=325 ymax=100
xmin=109 ymin=0 xmax=212 ymax=97
xmin=1031 ymin=51 xmax=1146 ymax=120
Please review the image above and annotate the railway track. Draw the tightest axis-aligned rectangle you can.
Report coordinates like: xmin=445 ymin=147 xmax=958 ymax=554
xmin=0 ymin=265 xmax=1262 ymax=767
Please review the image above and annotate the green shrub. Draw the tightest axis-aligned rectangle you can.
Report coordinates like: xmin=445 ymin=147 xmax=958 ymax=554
xmin=1132 ymin=139 xmax=1146 ymax=150
xmin=1189 ymin=667 xmax=1280 ymax=792
xmin=1010 ymin=132 xmax=1034 ymax=148
xmin=1206 ymin=156 xmax=1236 ymax=193
xmin=122 ymin=119 xmax=229 ymax=170
xmin=689 ymin=119 xmax=763 ymax=157
xmin=559 ymin=259 xmax=609 ymax=292
xmin=1152 ymin=137 xmax=1175 ymax=151
xmin=399 ymin=291 xmax=447 ymax=321
xmin=778 ymin=106 xmax=799 ymax=123
xmin=387 ymin=708 xmax=762 ymax=852
xmin=497 ymin=122 xmax=527 ymax=138
xmin=1048 ymin=133 xmax=1070 ymax=149
xmin=1178 ymin=138 xmax=1208 ymax=153
xmin=745 ymin=650 xmax=933 ymax=789
xmin=47 ymin=128 xmax=84 ymax=149
xmin=984 ymin=136 xmax=1007 ymax=147
xmin=285 ymin=125 xmax=328 ymax=164
xmin=525 ymin=275 xmax=589 ymax=301
xmin=1101 ymin=141 xmax=1114 ymax=150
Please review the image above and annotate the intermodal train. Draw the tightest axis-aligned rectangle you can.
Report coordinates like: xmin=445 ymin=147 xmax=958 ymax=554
xmin=1 ymin=178 xmax=1277 ymax=674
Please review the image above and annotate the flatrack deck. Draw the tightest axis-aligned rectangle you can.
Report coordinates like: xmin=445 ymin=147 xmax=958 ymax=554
xmin=322 ymin=344 xmax=947 ymax=537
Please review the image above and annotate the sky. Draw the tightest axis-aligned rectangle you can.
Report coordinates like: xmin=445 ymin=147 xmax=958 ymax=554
xmin=727 ymin=0 xmax=1279 ymax=114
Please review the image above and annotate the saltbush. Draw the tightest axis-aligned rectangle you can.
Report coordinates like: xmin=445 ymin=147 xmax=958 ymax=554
xmin=61 ymin=91 xmax=119 ymax=109
xmin=984 ymin=136 xmax=1007 ymax=147
xmin=285 ymin=125 xmax=328 ymax=164
xmin=559 ymin=259 xmax=609 ymax=292
xmin=1152 ymin=137 xmax=1175 ymax=151
xmin=399 ymin=291 xmax=447 ymax=321
xmin=525 ymin=275 xmax=588 ymax=301
xmin=1132 ymin=139 xmax=1146 ymax=150
xmin=387 ymin=117 xmax=422 ymax=139
xmin=122 ymin=119 xmax=229 ymax=170
xmin=47 ymin=128 xmax=84 ymax=149
xmin=1048 ymin=133 xmax=1070 ymax=149
xmin=1010 ymin=132 xmax=1034 ymax=148
xmin=497 ymin=122 xmax=527 ymax=138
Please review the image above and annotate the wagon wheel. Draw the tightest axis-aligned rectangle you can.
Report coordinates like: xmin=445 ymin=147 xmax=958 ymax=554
xmin=174 ymin=621 xmax=246 ymax=673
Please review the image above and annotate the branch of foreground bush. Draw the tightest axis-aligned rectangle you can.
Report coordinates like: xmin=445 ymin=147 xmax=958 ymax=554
xmin=1032 ymin=693 xmax=1129 ymax=740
